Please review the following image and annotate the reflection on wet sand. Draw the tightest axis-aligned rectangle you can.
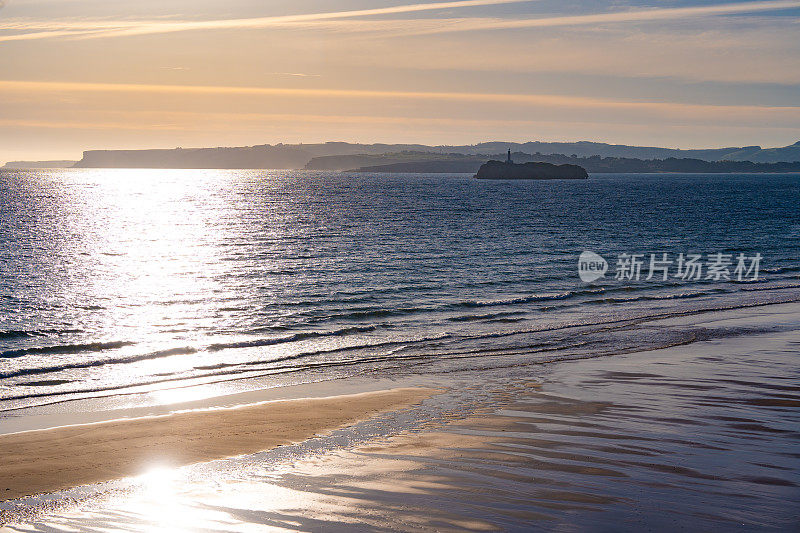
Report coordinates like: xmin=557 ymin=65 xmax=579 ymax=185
xmin=213 ymin=328 xmax=800 ymax=530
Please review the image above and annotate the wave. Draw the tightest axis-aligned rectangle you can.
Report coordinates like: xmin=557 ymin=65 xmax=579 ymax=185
xmin=0 ymin=341 xmax=449 ymax=406
xmin=583 ymin=288 xmax=728 ymax=305
xmin=3 ymin=286 xmax=799 ymax=408
xmin=0 ymin=325 xmax=389 ymax=379
xmin=448 ymin=288 xmax=611 ymax=310
xmin=742 ymin=283 xmax=800 ymax=292
xmin=19 ymin=379 xmax=74 ymax=387
xmin=0 ymin=346 xmax=198 ymax=380
xmin=761 ymin=265 xmax=800 ymax=274
xmin=239 ymin=322 xmax=395 ymax=336
xmin=201 ymin=332 xmax=454 ymax=373
xmin=206 ymin=325 xmax=380 ymax=351
xmin=306 ymin=284 xmax=727 ymax=323
xmin=0 ymin=330 xmax=47 ymax=340
xmin=6 ymin=287 xmax=798 ymax=382
xmin=448 ymin=311 xmax=528 ymax=322
xmin=17 ymin=293 xmax=783 ymax=386
xmin=262 ymin=282 xmax=761 ymax=328
xmin=0 ymin=341 xmax=135 ymax=359
xmin=302 ymin=288 xmax=620 ymax=323
xmin=311 ymin=307 xmax=427 ymax=321
xmin=5 ymin=304 xmax=796 ymax=410
xmin=0 ymin=328 xmax=82 ymax=340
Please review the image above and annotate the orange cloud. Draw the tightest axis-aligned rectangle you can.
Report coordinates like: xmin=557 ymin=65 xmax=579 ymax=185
xmin=1 ymin=79 xmax=798 ymax=116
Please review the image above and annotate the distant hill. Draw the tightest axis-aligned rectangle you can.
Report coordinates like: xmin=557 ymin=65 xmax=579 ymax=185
xmin=73 ymin=145 xmax=311 ymax=169
xmin=304 ymin=151 xmax=474 ymax=170
xmin=305 ymin=141 xmax=800 ymax=169
xmin=351 ymin=152 xmax=800 ymax=174
xmin=69 ymin=140 xmax=800 ymax=169
xmin=72 ymin=143 xmax=441 ymax=169
xmin=734 ymin=140 xmax=800 ymax=163
xmin=2 ymin=160 xmax=77 ymax=169
xmin=352 ymin=160 xmax=486 ymax=174
xmin=451 ymin=140 xmax=800 ymax=163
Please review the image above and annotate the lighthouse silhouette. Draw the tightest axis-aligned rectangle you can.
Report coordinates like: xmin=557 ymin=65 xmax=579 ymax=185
xmin=506 ymin=149 xmax=513 ymax=164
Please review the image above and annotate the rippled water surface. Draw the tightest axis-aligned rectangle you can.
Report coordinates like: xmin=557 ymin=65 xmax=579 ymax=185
xmin=0 ymin=170 xmax=798 ymax=413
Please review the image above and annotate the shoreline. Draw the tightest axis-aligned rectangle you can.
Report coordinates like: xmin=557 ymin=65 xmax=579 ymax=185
xmin=0 ymin=375 xmax=438 ymax=436
xmin=0 ymin=387 xmax=435 ymax=501
xmin=1 ymin=302 xmax=799 ymax=530
xmin=6 ymin=293 xmax=799 ymax=435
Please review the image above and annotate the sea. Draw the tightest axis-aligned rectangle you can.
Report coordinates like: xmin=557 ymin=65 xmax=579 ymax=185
xmin=1 ymin=169 xmax=799 ymax=530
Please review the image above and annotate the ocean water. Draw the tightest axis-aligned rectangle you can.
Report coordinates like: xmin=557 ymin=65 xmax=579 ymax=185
xmin=0 ymin=169 xmax=799 ymax=417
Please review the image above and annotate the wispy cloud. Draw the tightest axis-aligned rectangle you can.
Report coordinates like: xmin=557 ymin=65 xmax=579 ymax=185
xmin=269 ymin=72 xmax=322 ymax=78
xmin=0 ymin=0 xmax=531 ymax=41
xmin=241 ymin=1 xmax=800 ymax=38
xmin=409 ymin=0 xmax=800 ymax=34
xmin=3 ymin=0 xmax=800 ymax=43
xmin=2 ymin=79 xmax=798 ymax=116
xmin=323 ymin=16 xmax=800 ymax=84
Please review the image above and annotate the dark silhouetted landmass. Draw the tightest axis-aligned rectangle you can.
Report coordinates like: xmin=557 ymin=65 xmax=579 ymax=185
xmin=475 ymin=160 xmax=588 ymax=180
xmin=353 ymin=159 xmax=486 ymax=173
xmin=305 ymin=151 xmax=474 ymax=171
xmin=352 ymin=151 xmax=800 ymax=174
xmin=73 ymin=143 xmax=437 ymax=169
xmin=2 ymin=160 xmax=77 ymax=169
xmin=572 ymin=156 xmax=800 ymax=173
xmin=70 ymin=140 xmax=800 ymax=169
xmin=73 ymin=146 xmax=311 ymax=169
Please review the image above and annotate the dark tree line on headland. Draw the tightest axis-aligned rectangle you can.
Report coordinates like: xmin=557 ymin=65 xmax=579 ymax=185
xmin=523 ymin=153 xmax=800 ymax=173
xmin=350 ymin=151 xmax=800 ymax=174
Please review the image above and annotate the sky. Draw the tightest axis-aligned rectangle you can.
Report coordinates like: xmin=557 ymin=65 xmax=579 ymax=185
xmin=1 ymin=0 xmax=799 ymax=161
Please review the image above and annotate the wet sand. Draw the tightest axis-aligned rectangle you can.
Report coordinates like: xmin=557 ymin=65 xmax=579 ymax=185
xmin=172 ymin=322 xmax=797 ymax=531
xmin=0 ymin=387 xmax=434 ymax=501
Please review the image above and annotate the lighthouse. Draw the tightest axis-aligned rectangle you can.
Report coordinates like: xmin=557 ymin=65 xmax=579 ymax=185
xmin=506 ymin=148 xmax=513 ymax=164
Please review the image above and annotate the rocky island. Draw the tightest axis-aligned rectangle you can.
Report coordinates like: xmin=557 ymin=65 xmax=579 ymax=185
xmin=475 ymin=151 xmax=588 ymax=179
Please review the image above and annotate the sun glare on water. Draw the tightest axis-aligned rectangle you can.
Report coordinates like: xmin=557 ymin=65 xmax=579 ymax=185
xmin=60 ymin=169 xmax=242 ymax=399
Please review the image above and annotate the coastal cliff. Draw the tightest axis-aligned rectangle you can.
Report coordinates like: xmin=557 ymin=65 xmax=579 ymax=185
xmin=73 ymin=145 xmax=311 ymax=169
xmin=2 ymin=160 xmax=76 ymax=169
xmin=475 ymin=160 xmax=588 ymax=180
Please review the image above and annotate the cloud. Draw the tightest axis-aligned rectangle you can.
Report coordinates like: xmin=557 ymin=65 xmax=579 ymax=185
xmin=0 ymin=0 xmax=531 ymax=41
xmin=269 ymin=72 xmax=322 ymax=78
xmin=3 ymin=0 xmax=800 ymax=42
xmin=324 ymin=17 xmax=800 ymax=84
xmin=1 ymin=79 xmax=798 ymax=118
xmin=399 ymin=0 xmax=800 ymax=35
xmin=1 ymin=80 xmax=797 ymax=153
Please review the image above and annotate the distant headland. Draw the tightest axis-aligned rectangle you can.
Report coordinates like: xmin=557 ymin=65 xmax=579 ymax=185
xmin=475 ymin=150 xmax=588 ymax=180
xmin=2 ymin=160 xmax=77 ymax=169
xmin=5 ymin=140 xmax=800 ymax=173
